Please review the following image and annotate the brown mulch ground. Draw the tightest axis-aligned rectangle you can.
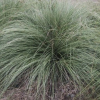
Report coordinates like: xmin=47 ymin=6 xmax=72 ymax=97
xmin=0 ymin=82 xmax=96 ymax=100
xmin=1 ymin=82 xmax=79 ymax=100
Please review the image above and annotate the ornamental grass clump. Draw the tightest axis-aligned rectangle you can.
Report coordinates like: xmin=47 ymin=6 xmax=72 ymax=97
xmin=0 ymin=0 xmax=100 ymax=99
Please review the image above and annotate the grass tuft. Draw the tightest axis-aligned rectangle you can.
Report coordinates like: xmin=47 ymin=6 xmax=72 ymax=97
xmin=0 ymin=0 xmax=100 ymax=99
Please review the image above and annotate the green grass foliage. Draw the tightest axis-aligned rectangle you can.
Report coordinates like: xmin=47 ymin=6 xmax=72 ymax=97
xmin=0 ymin=0 xmax=100 ymax=99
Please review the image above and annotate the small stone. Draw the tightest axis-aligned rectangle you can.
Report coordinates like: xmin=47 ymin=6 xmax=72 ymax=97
xmin=71 ymin=94 xmax=75 ymax=98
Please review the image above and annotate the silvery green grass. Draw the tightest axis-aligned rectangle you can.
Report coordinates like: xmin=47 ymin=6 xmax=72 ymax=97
xmin=0 ymin=0 xmax=100 ymax=99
